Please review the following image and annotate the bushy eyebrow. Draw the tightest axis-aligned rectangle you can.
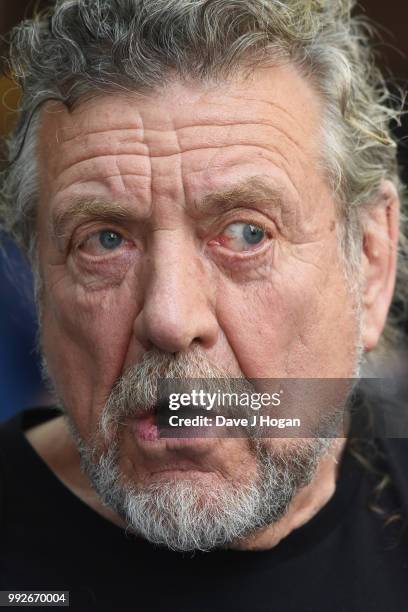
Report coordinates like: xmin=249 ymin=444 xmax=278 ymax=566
xmin=195 ymin=177 xmax=287 ymax=216
xmin=50 ymin=176 xmax=289 ymax=246
xmin=51 ymin=198 xmax=130 ymax=244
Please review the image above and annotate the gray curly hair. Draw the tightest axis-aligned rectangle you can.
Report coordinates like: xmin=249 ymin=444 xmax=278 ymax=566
xmin=0 ymin=0 xmax=407 ymax=350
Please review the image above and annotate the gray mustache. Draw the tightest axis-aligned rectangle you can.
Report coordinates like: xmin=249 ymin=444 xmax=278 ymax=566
xmin=99 ymin=348 xmax=254 ymax=436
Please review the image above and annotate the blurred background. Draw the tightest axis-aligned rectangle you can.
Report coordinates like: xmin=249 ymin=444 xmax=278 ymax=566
xmin=1 ymin=1 xmax=408 ymax=422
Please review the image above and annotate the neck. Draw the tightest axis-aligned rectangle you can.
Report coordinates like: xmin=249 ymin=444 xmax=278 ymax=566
xmin=25 ymin=416 xmax=346 ymax=550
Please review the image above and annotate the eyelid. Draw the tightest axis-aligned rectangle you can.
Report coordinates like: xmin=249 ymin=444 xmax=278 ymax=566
xmin=80 ymin=228 xmax=120 ymax=245
xmin=225 ymin=220 xmax=268 ymax=232
xmin=73 ymin=225 xmax=127 ymax=251
xmin=220 ymin=213 xmax=273 ymax=233
xmin=71 ymin=227 xmax=137 ymax=263
xmin=220 ymin=218 xmax=273 ymax=241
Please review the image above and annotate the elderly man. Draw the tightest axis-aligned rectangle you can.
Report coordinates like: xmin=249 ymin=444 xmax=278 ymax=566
xmin=0 ymin=0 xmax=407 ymax=610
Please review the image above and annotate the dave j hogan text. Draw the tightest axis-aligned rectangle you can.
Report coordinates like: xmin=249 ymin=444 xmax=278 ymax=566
xmin=167 ymin=415 xmax=301 ymax=429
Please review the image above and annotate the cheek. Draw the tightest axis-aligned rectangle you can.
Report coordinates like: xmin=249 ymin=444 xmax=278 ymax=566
xmin=216 ymin=244 xmax=359 ymax=378
xmin=41 ymin=268 xmax=140 ymax=435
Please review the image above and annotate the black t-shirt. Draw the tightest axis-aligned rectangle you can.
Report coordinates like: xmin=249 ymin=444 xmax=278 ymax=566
xmin=0 ymin=407 xmax=408 ymax=611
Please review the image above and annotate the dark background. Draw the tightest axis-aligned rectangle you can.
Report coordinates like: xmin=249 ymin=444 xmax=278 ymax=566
xmin=0 ymin=1 xmax=407 ymax=421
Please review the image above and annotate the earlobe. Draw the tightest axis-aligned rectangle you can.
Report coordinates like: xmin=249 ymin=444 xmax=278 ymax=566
xmin=361 ymin=180 xmax=400 ymax=352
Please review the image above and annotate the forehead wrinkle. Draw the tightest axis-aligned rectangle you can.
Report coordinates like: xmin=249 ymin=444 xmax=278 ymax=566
xmin=174 ymin=112 xmax=188 ymax=222
xmin=49 ymin=112 xmax=312 ymax=187
xmin=55 ymin=139 xmax=303 ymax=194
xmin=161 ymin=121 xmax=306 ymax=161
xmin=58 ymin=126 xmax=145 ymax=145
xmin=60 ymin=140 xmax=304 ymax=176
xmin=58 ymin=119 xmax=305 ymax=158
xmin=57 ymin=120 xmax=308 ymax=167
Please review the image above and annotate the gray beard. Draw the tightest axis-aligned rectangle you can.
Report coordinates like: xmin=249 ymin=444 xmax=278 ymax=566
xmin=70 ymin=427 xmax=331 ymax=552
xmin=46 ymin=343 xmax=363 ymax=552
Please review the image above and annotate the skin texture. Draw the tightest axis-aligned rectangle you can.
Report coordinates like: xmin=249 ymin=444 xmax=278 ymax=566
xmin=26 ymin=64 xmax=399 ymax=549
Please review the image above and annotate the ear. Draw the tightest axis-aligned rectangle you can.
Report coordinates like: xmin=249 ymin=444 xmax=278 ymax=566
xmin=361 ymin=180 xmax=400 ymax=352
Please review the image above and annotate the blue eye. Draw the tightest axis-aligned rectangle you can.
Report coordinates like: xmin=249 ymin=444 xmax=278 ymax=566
xmin=242 ymin=224 xmax=264 ymax=245
xmin=99 ymin=230 xmax=123 ymax=250
xmin=222 ymin=222 xmax=267 ymax=252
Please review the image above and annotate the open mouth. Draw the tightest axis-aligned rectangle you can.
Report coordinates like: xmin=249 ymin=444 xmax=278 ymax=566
xmin=132 ymin=395 xmax=221 ymax=443
xmin=133 ymin=407 xmax=159 ymax=442
xmin=132 ymin=398 xmax=212 ymax=442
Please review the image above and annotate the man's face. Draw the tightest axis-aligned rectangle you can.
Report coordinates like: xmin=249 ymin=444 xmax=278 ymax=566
xmin=36 ymin=64 xmax=361 ymax=548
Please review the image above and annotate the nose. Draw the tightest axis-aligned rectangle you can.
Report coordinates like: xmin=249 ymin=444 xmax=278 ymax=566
xmin=133 ymin=231 xmax=219 ymax=353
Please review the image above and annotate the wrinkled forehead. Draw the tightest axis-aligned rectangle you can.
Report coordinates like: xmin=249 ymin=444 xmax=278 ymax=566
xmin=37 ymin=64 xmax=324 ymax=171
xmin=35 ymin=64 xmax=332 ymax=240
